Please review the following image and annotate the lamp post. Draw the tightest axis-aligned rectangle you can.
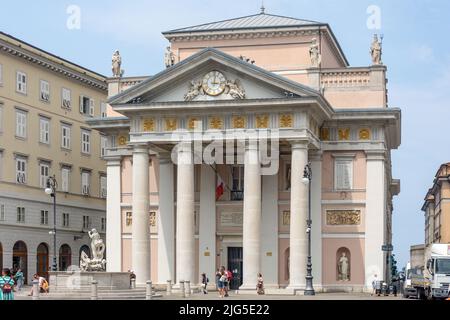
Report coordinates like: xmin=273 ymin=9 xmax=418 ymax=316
xmin=302 ymin=163 xmax=315 ymax=296
xmin=45 ymin=175 xmax=58 ymax=272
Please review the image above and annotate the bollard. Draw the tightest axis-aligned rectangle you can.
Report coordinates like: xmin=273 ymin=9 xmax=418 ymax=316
xmin=166 ymin=280 xmax=172 ymax=296
xmin=32 ymin=280 xmax=40 ymax=300
xmin=146 ymin=281 xmax=153 ymax=300
xmin=180 ymin=281 xmax=185 ymax=298
xmin=130 ymin=278 xmax=136 ymax=289
xmin=185 ymin=280 xmax=191 ymax=298
xmin=91 ymin=280 xmax=98 ymax=300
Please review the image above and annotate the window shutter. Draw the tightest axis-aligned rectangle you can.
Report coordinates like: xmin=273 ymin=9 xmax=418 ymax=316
xmin=335 ymin=161 xmax=345 ymax=190
xmin=62 ymin=168 xmax=69 ymax=192
xmin=89 ymin=99 xmax=94 ymax=117
xmin=79 ymin=95 xmax=84 ymax=113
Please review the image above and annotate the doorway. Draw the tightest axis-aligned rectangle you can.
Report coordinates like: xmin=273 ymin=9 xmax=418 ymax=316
xmin=36 ymin=243 xmax=49 ymax=279
xmin=227 ymin=247 xmax=243 ymax=290
xmin=13 ymin=241 xmax=27 ymax=283
xmin=59 ymin=244 xmax=72 ymax=271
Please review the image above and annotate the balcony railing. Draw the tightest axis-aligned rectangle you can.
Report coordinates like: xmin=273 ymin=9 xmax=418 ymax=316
xmin=230 ymin=190 xmax=244 ymax=201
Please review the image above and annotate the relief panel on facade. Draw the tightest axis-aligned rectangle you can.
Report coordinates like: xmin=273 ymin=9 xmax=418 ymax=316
xmin=326 ymin=210 xmax=361 ymax=225
xmin=220 ymin=211 xmax=243 ymax=227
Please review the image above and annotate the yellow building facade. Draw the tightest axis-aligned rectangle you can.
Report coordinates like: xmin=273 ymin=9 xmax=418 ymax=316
xmin=0 ymin=32 xmax=107 ymax=283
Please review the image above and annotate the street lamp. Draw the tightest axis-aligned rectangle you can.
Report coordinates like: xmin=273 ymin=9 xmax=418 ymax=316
xmin=45 ymin=175 xmax=58 ymax=272
xmin=302 ymin=163 xmax=315 ymax=296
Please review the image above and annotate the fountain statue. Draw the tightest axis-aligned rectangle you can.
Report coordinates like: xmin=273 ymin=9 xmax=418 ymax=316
xmin=80 ymin=229 xmax=106 ymax=272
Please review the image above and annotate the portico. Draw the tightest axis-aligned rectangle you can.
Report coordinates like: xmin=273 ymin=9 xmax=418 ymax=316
xmin=87 ymin=11 xmax=401 ymax=293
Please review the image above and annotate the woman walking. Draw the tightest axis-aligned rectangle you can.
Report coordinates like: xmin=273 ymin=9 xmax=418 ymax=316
xmin=256 ymin=273 xmax=265 ymax=295
xmin=14 ymin=269 xmax=24 ymax=291
xmin=218 ymin=271 xmax=227 ymax=298
xmin=0 ymin=268 xmax=15 ymax=300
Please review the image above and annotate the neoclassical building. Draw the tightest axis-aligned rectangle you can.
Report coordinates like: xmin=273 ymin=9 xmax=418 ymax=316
xmin=88 ymin=11 xmax=401 ymax=292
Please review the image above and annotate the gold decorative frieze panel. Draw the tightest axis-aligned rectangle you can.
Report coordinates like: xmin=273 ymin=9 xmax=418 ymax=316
xmin=149 ymin=211 xmax=156 ymax=227
xmin=209 ymin=116 xmax=224 ymax=130
xmin=338 ymin=128 xmax=350 ymax=141
xmin=118 ymin=135 xmax=128 ymax=146
xmin=188 ymin=117 xmax=202 ymax=130
xmin=256 ymin=114 xmax=270 ymax=129
xmin=326 ymin=210 xmax=361 ymax=225
xmin=359 ymin=129 xmax=371 ymax=140
xmin=279 ymin=114 xmax=293 ymax=128
xmin=282 ymin=211 xmax=290 ymax=226
xmin=142 ymin=118 xmax=155 ymax=132
xmin=164 ymin=118 xmax=178 ymax=131
xmin=321 ymin=128 xmax=330 ymax=141
xmin=232 ymin=115 xmax=247 ymax=129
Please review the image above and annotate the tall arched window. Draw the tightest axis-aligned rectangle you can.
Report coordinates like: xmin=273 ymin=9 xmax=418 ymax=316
xmin=36 ymin=243 xmax=49 ymax=279
xmin=13 ymin=241 xmax=28 ymax=283
xmin=59 ymin=244 xmax=72 ymax=271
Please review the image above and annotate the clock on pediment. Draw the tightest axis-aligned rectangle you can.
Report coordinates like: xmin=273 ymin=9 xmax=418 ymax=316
xmin=202 ymin=70 xmax=227 ymax=96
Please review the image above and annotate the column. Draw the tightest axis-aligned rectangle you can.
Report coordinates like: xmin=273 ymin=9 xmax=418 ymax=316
xmin=132 ymin=145 xmax=151 ymax=285
xmin=287 ymin=141 xmax=309 ymax=291
xmin=240 ymin=142 xmax=261 ymax=290
xmin=176 ymin=142 xmax=196 ymax=284
xmin=199 ymin=164 xmax=216 ymax=286
xmin=364 ymin=150 xmax=386 ymax=290
xmin=261 ymin=174 xmax=278 ymax=287
xmin=157 ymin=153 xmax=175 ymax=284
xmin=310 ymin=151 xmax=322 ymax=287
xmin=106 ymin=157 xmax=122 ymax=272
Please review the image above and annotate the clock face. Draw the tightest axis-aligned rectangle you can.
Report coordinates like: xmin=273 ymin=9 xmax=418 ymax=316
xmin=202 ymin=71 xmax=226 ymax=96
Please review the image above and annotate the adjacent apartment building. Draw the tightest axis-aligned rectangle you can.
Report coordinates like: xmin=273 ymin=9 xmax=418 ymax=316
xmin=0 ymin=32 xmax=107 ymax=283
xmin=422 ymin=163 xmax=450 ymax=246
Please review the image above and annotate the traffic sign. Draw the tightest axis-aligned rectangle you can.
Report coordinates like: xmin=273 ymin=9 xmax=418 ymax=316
xmin=382 ymin=244 xmax=394 ymax=251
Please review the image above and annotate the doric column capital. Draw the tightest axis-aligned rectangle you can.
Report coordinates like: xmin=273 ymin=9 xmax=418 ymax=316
xmin=131 ymin=143 xmax=149 ymax=154
xmin=105 ymin=156 xmax=122 ymax=167
xmin=365 ymin=150 xmax=386 ymax=161
xmin=288 ymin=139 xmax=309 ymax=150
xmin=309 ymin=150 xmax=323 ymax=162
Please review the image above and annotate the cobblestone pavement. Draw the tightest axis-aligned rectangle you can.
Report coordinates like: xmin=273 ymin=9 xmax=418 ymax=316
xmin=14 ymin=286 xmax=408 ymax=300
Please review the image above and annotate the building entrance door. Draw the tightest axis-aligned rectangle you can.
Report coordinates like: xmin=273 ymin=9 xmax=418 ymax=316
xmin=227 ymin=247 xmax=243 ymax=290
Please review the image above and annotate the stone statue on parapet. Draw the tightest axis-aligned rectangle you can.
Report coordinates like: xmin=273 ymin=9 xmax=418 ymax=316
xmin=80 ymin=229 xmax=106 ymax=272
xmin=112 ymin=50 xmax=123 ymax=78
xmin=165 ymin=46 xmax=176 ymax=68
xmin=370 ymin=34 xmax=383 ymax=65
xmin=309 ymin=38 xmax=322 ymax=68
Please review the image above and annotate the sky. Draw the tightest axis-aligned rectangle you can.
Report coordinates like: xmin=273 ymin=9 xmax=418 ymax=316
xmin=1 ymin=0 xmax=450 ymax=269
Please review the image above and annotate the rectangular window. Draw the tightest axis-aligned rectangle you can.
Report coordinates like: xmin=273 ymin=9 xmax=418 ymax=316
xmin=16 ymin=158 xmax=27 ymax=184
xmin=82 ymin=215 xmax=90 ymax=229
xmin=40 ymin=80 xmax=50 ymax=102
xmin=231 ymin=166 xmax=244 ymax=201
xmin=100 ymin=102 xmax=107 ymax=118
xmin=0 ymin=105 xmax=3 ymax=133
xmin=0 ymin=204 xmax=5 ymax=221
xmin=100 ymin=136 xmax=107 ymax=158
xmin=79 ymin=96 xmax=94 ymax=116
xmin=61 ymin=124 xmax=71 ymax=149
xmin=40 ymin=210 xmax=49 ymax=225
xmin=16 ymin=110 xmax=27 ymax=138
xmin=61 ymin=167 xmax=70 ymax=192
xmin=81 ymin=171 xmax=90 ymax=195
xmin=17 ymin=207 xmax=25 ymax=223
xmin=334 ymin=159 xmax=353 ymax=190
xmin=101 ymin=217 xmax=106 ymax=231
xmin=81 ymin=130 xmax=91 ymax=154
xmin=39 ymin=163 xmax=50 ymax=188
xmin=100 ymin=175 xmax=107 ymax=198
xmin=16 ymin=71 xmax=27 ymax=94
xmin=62 ymin=213 xmax=70 ymax=227
xmin=62 ymin=88 xmax=71 ymax=109
xmin=39 ymin=117 xmax=50 ymax=144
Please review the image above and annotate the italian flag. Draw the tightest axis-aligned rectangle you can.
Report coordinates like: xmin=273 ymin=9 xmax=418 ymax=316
xmin=216 ymin=175 xmax=224 ymax=201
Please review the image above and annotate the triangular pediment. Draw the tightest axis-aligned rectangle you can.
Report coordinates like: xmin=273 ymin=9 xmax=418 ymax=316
xmin=108 ymin=48 xmax=321 ymax=105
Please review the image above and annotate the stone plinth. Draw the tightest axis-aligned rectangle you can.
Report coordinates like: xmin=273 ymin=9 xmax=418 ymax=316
xmin=49 ymin=272 xmax=131 ymax=292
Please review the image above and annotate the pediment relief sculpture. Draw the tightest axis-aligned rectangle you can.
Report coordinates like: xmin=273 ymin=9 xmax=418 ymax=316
xmin=184 ymin=70 xmax=246 ymax=101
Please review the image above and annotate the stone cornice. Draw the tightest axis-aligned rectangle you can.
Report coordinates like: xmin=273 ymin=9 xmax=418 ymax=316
xmin=0 ymin=38 xmax=107 ymax=92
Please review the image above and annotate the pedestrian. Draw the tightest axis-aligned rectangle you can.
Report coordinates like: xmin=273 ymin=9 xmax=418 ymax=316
xmin=215 ymin=269 xmax=221 ymax=290
xmin=28 ymin=274 xmax=48 ymax=296
xmin=201 ymin=273 xmax=209 ymax=294
xmin=218 ymin=271 xmax=227 ymax=298
xmin=371 ymin=274 xmax=378 ymax=296
xmin=224 ymin=269 xmax=233 ymax=297
xmin=257 ymin=273 xmax=265 ymax=295
xmin=0 ymin=268 xmax=15 ymax=300
xmin=14 ymin=268 xmax=24 ymax=291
